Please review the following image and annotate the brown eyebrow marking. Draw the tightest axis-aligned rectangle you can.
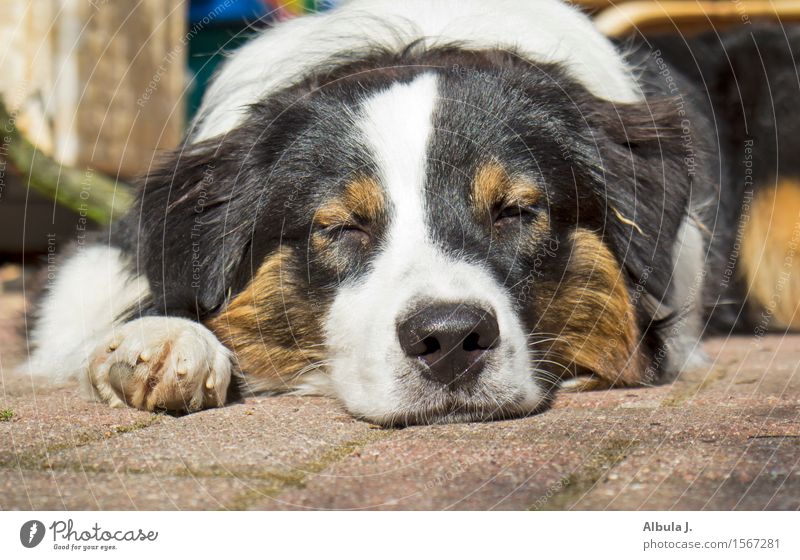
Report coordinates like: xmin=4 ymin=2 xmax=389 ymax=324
xmin=472 ymin=160 xmax=542 ymax=213
xmin=314 ymin=175 xmax=386 ymax=227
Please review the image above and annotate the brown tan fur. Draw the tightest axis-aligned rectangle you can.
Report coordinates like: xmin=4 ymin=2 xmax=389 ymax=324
xmin=208 ymin=177 xmax=385 ymax=392
xmin=539 ymin=228 xmax=644 ymax=390
xmin=740 ymin=179 xmax=800 ymax=329
xmin=311 ymin=175 xmax=385 ymax=267
xmin=313 ymin=175 xmax=385 ymax=228
xmin=471 ymin=160 xmax=542 ymax=215
xmin=206 ymin=249 xmax=325 ymax=393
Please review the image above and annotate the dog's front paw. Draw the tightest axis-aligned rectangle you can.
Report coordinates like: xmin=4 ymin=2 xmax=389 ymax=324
xmin=88 ymin=317 xmax=232 ymax=412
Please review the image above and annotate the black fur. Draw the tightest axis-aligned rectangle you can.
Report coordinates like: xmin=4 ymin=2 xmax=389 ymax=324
xmin=642 ymin=25 xmax=800 ymax=332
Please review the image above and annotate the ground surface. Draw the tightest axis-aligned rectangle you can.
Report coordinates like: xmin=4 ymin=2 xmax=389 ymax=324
xmin=1 ymin=273 xmax=798 ymax=510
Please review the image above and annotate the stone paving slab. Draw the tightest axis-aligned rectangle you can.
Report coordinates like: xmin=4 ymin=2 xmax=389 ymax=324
xmin=1 ymin=379 xmax=157 ymax=468
xmin=0 ymin=469 xmax=257 ymax=510
xmin=42 ymin=395 xmax=377 ymax=478
xmin=690 ymin=335 xmax=800 ymax=402
xmin=254 ymin=410 xmax=635 ymax=510
xmin=256 ymin=403 xmax=799 ymax=510
xmin=574 ymin=435 xmax=800 ymax=510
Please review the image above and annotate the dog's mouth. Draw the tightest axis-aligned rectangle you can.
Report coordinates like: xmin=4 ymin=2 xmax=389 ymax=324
xmin=361 ymin=386 xmax=554 ymax=427
xmin=363 ymin=402 xmax=545 ymax=427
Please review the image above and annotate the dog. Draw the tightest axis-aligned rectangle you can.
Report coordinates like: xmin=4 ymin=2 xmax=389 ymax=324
xmin=25 ymin=0 xmax=800 ymax=425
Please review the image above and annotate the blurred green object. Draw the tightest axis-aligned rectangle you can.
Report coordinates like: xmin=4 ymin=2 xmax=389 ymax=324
xmin=0 ymin=99 xmax=132 ymax=225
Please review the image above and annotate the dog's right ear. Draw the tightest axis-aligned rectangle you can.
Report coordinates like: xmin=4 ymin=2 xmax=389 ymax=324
xmin=126 ymin=92 xmax=314 ymax=319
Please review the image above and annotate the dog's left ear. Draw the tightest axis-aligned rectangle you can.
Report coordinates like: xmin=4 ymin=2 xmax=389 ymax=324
xmin=583 ymin=95 xmax=694 ymax=304
xmin=128 ymin=94 xmax=314 ymax=318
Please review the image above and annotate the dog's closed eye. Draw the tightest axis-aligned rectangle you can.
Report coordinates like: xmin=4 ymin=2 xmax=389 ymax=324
xmin=327 ymin=223 xmax=372 ymax=247
xmin=493 ymin=204 xmax=538 ymax=229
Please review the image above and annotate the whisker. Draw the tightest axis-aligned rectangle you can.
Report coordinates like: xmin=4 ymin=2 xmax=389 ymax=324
xmin=292 ymin=359 xmax=334 ymax=379
xmin=531 ymin=368 xmax=564 ymax=383
xmin=526 ymin=336 xmax=562 ymax=347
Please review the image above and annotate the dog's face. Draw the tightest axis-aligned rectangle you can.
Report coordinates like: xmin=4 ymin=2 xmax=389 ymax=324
xmin=138 ymin=51 xmax=686 ymax=425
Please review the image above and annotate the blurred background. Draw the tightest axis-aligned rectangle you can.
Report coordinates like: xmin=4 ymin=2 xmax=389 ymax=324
xmin=0 ymin=0 xmax=332 ymax=265
xmin=0 ymin=0 xmax=797 ymax=283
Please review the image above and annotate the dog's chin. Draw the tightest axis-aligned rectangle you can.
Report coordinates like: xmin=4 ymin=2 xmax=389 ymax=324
xmin=355 ymin=387 xmax=553 ymax=427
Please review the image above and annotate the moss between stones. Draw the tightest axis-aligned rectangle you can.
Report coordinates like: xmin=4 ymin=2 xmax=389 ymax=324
xmin=530 ymin=437 xmax=639 ymax=511
xmin=0 ymin=414 xmax=162 ymax=470
xmin=660 ymin=368 xmax=727 ymax=407
xmin=224 ymin=430 xmax=395 ymax=510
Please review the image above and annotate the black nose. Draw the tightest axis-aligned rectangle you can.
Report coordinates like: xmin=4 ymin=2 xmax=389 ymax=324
xmin=397 ymin=303 xmax=500 ymax=387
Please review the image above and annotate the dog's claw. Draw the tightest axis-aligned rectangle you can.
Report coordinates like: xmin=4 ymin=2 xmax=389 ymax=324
xmin=108 ymin=361 xmax=135 ymax=404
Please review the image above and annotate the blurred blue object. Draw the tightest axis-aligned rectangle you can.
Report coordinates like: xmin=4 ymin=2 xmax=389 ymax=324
xmin=189 ymin=0 xmax=268 ymax=24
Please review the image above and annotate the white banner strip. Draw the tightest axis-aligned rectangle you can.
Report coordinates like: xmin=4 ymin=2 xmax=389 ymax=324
xmin=1 ymin=511 xmax=798 ymax=559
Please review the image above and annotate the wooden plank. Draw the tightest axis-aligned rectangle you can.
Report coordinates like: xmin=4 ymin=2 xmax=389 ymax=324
xmin=595 ymin=0 xmax=800 ymax=37
xmin=0 ymin=0 xmax=187 ymax=178
xmin=75 ymin=0 xmax=187 ymax=177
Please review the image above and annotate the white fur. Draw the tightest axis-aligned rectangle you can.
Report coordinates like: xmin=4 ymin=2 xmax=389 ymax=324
xmin=322 ymin=74 xmax=543 ymax=422
xmin=24 ymin=245 xmax=149 ymax=383
xmin=24 ymin=246 xmax=231 ymax=409
xmin=192 ymin=0 xmax=641 ymax=141
xmin=664 ymin=217 xmax=709 ymax=375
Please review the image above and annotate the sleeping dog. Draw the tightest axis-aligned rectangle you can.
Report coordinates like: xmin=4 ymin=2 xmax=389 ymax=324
xmin=26 ymin=0 xmax=800 ymax=425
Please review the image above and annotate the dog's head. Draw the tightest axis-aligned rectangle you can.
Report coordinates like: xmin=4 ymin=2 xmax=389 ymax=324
xmin=133 ymin=49 xmax=689 ymax=425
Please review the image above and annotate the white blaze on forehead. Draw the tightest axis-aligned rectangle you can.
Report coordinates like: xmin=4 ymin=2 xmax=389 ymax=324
xmin=357 ymin=73 xmax=437 ymax=249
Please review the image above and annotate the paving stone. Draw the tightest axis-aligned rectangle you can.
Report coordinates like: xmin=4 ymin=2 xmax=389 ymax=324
xmin=692 ymin=335 xmax=800 ymax=400
xmin=249 ymin=401 xmax=800 ymax=510
xmin=43 ymin=395 xmax=376 ymax=479
xmin=574 ymin=434 xmax=800 ymax=510
xmin=1 ymin=378 xmax=156 ymax=467
xmin=248 ymin=409 xmax=662 ymax=510
xmin=0 ymin=468 xmax=257 ymax=510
